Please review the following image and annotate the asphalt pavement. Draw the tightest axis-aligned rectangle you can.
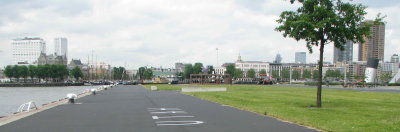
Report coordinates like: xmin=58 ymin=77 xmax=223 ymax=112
xmin=0 ymin=85 xmax=319 ymax=132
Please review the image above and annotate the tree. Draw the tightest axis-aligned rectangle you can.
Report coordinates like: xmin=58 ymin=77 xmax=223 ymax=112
xmin=303 ymin=69 xmax=312 ymax=79
xmin=143 ymin=69 xmax=153 ymax=80
xmin=13 ymin=65 xmax=21 ymax=82
xmin=281 ymin=69 xmax=290 ymax=80
xmin=276 ymin=0 xmax=384 ymax=107
xmin=4 ymin=65 xmax=14 ymax=82
xmin=184 ymin=64 xmax=193 ymax=79
xmin=312 ymin=70 xmax=319 ymax=80
xmin=271 ymin=70 xmax=280 ymax=79
xmin=225 ymin=64 xmax=235 ymax=76
xmin=325 ymin=69 xmax=341 ymax=79
xmin=137 ymin=67 xmax=146 ymax=80
xmin=28 ymin=65 xmax=37 ymax=83
xmin=193 ymin=63 xmax=203 ymax=74
xmin=233 ymin=69 xmax=243 ymax=79
xmin=292 ymin=70 xmax=301 ymax=80
xmin=20 ymin=65 xmax=29 ymax=83
xmin=380 ymin=73 xmax=392 ymax=84
xmin=207 ymin=65 xmax=215 ymax=74
xmin=259 ymin=69 xmax=267 ymax=74
xmin=71 ymin=66 xmax=83 ymax=81
xmin=247 ymin=69 xmax=256 ymax=78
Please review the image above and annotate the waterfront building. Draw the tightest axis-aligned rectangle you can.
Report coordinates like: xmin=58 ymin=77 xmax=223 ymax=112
xmin=269 ymin=63 xmax=318 ymax=81
xmin=37 ymin=53 xmax=67 ymax=65
xmin=390 ymin=54 xmax=399 ymax=63
xmin=358 ymin=21 xmax=385 ymax=61
xmin=235 ymin=54 xmax=269 ymax=77
xmin=333 ymin=40 xmax=353 ymax=63
xmin=11 ymin=37 xmax=46 ymax=65
xmin=295 ymin=52 xmax=306 ymax=64
xmin=54 ymin=37 xmax=68 ymax=59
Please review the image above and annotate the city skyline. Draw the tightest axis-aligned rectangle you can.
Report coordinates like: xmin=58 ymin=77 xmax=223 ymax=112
xmin=0 ymin=0 xmax=399 ymax=69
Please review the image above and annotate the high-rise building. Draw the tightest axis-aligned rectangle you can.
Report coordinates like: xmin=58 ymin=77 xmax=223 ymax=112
xmin=274 ymin=54 xmax=282 ymax=63
xmin=11 ymin=37 xmax=46 ymax=65
xmin=54 ymin=37 xmax=68 ymax=58
xmin=295 ymin=52 xmax=306 ymax=64
xmin=390 ymin=54 xmax=399 ymax=63
xmin=358 ymin=21 xmax=385 ymax=62
xmin=333 ymin=40 xmax=353 ymax=63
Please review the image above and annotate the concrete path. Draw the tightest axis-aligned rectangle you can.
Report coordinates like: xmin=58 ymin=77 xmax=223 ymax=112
xmin=0 ymin=85 xmax=318 ymax=132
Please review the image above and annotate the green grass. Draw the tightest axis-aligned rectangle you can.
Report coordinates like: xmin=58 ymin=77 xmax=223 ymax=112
xmin=142 ymin=84 xmax=400 ymax=132
xmin=142 ymin=84 xmax=182 ymax=90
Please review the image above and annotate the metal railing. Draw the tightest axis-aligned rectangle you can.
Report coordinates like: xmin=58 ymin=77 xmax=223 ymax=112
xmin=17 ymin=101 xmax=38 ymax=113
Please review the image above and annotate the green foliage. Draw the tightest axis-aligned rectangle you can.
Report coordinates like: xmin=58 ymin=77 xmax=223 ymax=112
xmin=380 ymin=73 xmax=392 ymax=83
xmin=259 ymin=69 xmax=267 ymax=74
xmin=112 ymin=67 xmax=126 ymax=80
xmin=281 ymin=69 xmax=290 ymax=79
xmin=325 ymin=69 xmax=342 ymax=78
xmin=144 ymin=69 xmax=153 ymax=80
xmin=277 ymin=0 xmax=384 ymax=107
xmin=303 ymin=69 xmax=312 ymax=79
xmin=71 ymin=66 xmax=83 ymax=81
xmin=4 ymin=64 xmax=68 ymax=83
xmin=4 ymin=65 xmax=14 ymax=79
xmin=233 ymin=69 xmax=243 ymax=78
xmin=137 ymin=67 xmax=146 ymax=80
xmin=292 ymin=70 xmax=301 ymax=80
xmin=184 ymin=64 xmax=193 ymax=79
xmin=246 ymin=69 xmax=256 ymax=78
xmin=207 ymin=65 xmax=214 ymax=74
xmin=193 ymin=63 xmax=203 ymax=74
xmin=271 ymin=70 xmax=280 ymax=79
xmin=312 ymin=70 xmax=319 ymax=80
xmin=28 ymin=65 xmax=37 ymax=80
xmin=225 ymin=64 xmax=235 ymax=76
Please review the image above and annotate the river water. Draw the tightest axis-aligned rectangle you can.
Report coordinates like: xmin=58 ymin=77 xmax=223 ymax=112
xmin=0 ymin=86 xmax=103 ymax=117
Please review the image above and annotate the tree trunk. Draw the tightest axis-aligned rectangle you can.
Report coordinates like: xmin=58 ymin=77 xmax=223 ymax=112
xmin=317 ymin=40 xmax=325 ymax=108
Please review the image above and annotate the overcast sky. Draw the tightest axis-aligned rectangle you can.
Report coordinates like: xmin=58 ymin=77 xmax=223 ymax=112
xmin=0 ymin=0 xmax=399 ymax=69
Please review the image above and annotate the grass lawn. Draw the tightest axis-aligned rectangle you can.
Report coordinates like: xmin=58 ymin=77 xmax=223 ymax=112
xmin=142 ymin=84 xmax=400 ymax=132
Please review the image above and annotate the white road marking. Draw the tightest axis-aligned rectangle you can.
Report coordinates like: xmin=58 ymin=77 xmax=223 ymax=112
xmin=148 ymin=108 xmax=181 ymax=111
xmin=155 ymin=121 xmax=204 ymax=126
xmin=150 ymin=111 xmax=187 ymax=114
xmin=152 ymin=116 xmax=195 ymax=120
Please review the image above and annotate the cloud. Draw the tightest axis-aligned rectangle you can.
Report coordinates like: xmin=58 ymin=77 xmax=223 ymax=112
xmin=0 ymin=0 xmax=399 ymax=69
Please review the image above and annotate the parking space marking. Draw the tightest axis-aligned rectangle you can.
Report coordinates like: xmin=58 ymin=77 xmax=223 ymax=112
xmin=155 ymin=121 xmax=204 ymax=126
xmin=150 ymin=111 xmax=187 ymax=114
xmin=151 ymin=116 xmax=195 ymax=120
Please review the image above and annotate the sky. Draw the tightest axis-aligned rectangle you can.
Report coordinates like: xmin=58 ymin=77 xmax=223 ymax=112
xmin=0 ymin=0 xmax=399 ymax=69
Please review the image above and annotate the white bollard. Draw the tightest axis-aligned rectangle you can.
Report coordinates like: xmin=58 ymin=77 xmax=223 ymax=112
xmin=67 ymin=93 xmax=78 ymax=103
xmin=91 ymin=88 xmax=97 ymax=95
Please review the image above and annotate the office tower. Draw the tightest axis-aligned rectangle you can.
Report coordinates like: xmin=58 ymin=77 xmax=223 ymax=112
xmin=333 ymin=40 xmax=353 ymax=63
xmin=358 ymin=21 xmax=385 ymax=61
xmin=295 ymin=52 xmax=306 ymax=64
xmin=390 ymin=54 xmax=399 ymax=63
xmin=274 ymin=54 xmax=282 ymax=63
xmin=11 ymin=37 xmax=46 ymax=64
xmin=54 ymin=37 xmax=68 ymax=58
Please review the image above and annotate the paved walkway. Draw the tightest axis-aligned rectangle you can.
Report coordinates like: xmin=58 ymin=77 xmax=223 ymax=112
xmin=0 ymin=85 xmax=318 ymax=132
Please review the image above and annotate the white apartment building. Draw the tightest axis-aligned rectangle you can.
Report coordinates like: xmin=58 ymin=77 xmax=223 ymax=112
xmin=12 ymin=37 xmax=46 ymax=65
xmin=214 ymin=67 xmax=226 ymax=75
xmin=235 ymin=55 xmax=269 ymax=77
xmin=54 ymin=37 xmax=68 ymax=58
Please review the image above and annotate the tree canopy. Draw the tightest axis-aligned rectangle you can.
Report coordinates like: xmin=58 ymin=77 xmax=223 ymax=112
xmin=276 ymin=0 xmax=384 ymax=107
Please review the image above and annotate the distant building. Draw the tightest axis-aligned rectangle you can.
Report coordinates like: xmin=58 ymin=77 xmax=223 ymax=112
xmin=358 ymin=20 xmax=385 ymax=61
xmin=274 ymin=54 xmax=282 ymax=63
xmin=37 ymin=53 xmax=68 ymax=65
xmin=54 ymin=37 xmax=68 ymax=59
xmin=12 ymin=37 xmax=46 ymax=65
xmin=295 ymin=52 xmax=306 ymax=64
xmin=69 ymin=59 xmax=85 ymax=69
xmin=175 ymin=63 xmax=186 ymax=73
xmin=390 ymin=54 xmax=399 ymax=63
xmin=333 ymin=40 xmax=353 ymax=63
xmin=214 ymin=67 xmax=226 ymax=75
xmin=235 ymin=54 xmax=269 ymax=77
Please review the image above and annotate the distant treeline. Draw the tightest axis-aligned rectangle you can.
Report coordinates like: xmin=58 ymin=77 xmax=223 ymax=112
xmin=3 ymin=64 xmax=71 ymax=83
